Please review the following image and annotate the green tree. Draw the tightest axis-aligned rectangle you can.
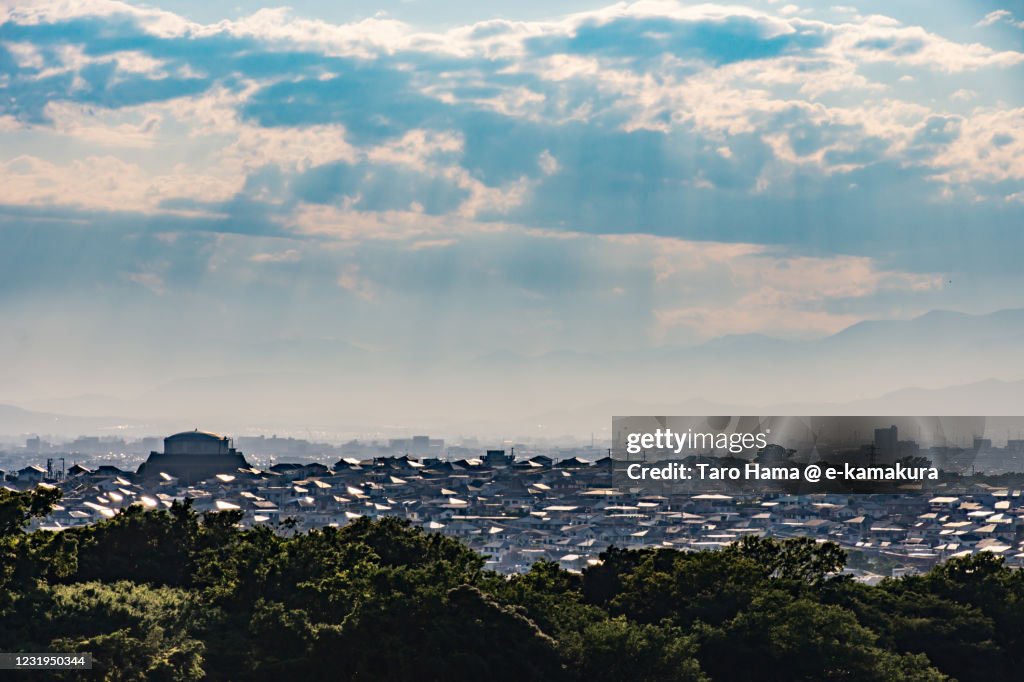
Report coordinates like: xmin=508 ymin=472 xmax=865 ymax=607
xmin=575 ymin=617 xmax=706 ymax=682
xmin=0 ymin=486 xmax=62 ymax=537
xmin=0 ymin=486 xmax=64 ymax=604
xmin=2 ymin=580 xmax=205 ymax=681
xmin=699 ymin=591 xmax=948 ymax=681
xmin=70 ymin=501 xmax=200 ymax=587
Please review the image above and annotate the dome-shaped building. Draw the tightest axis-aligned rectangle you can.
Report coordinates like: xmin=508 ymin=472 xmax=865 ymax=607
xmin=137 ymin=430 xmax=250 ymax=483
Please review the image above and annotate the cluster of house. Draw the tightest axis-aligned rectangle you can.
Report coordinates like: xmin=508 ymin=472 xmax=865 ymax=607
xmin=7 ymin=449 xmax=1024 ymax=577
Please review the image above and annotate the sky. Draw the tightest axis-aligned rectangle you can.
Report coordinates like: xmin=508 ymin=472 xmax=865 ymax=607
xmin=1 ymin=1 xmax=1023 ymax=436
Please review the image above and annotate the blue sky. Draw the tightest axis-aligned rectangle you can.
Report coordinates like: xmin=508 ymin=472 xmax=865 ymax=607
xmin=1 ymin=1 xmax=1023 ymax=424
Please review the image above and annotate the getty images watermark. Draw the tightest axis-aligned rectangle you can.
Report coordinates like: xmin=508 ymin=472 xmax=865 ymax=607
xmin=612 ymin=416 xmax=1024 ymax=494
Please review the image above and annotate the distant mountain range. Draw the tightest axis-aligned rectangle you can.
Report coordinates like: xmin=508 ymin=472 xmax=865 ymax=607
xmin=0 ymin=403 xmax=151 ymax=440
xmin=3 ymin=308 xmax=1023 ymax=440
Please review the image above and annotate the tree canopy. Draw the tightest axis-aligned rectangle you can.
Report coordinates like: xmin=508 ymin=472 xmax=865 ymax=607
xmin=2 ymin=487 xmax=1018 ymax=680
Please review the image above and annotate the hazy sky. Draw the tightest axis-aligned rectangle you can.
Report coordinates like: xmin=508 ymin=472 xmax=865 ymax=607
xmin=1 ymin=1 xmax=1023 ymax=429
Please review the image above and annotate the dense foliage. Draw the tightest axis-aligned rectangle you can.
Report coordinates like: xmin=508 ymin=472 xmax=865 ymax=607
xmin=2 ymin=487 xmax=1022 ymax=680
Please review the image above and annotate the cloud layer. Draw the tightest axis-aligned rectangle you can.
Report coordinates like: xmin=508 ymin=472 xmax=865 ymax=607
xmin=1 ymin=1 xmax=1023 ymax=412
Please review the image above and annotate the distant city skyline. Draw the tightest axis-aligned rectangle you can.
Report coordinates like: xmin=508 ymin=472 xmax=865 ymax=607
xmin=1 ymin=1 xmax=1023 ymax=429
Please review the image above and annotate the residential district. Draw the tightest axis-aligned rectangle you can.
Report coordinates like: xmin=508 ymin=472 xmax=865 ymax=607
xmin=5 ymin=429 xmax=1024 ymax=581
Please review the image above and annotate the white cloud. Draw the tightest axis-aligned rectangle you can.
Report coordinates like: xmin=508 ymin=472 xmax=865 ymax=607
xmin=931 ymin=107 xmax=1024 ymax=184
xmin=224 ymin=123 xmax=358 ymax=173
xmin=289 ymin=203 xmax=470 ymax=241
xmin=42 ymin=102 xmax=164 ymax=148
xmin=124 ymin=269 xmax=167 ymax=295
xmin=449 ymin=168 xmax=533 ymax=218
xmin=3 ymin=41 xmax=46 ymax=69
xmin=538 ymin=150 xmax=560 ymax=175
xmin=831 ymin=20 xmax=1024 ymax=72
xmin=337 ymin=264 xmax=377 ymax=300
xmin=210 ymin=8 xmax=415 ymax=59
xmin=4 ymin=0 xmax=193 ymax=37
xmin=976 ymin=10 xmax=1024 ymax=30
xmin=0 ymin=154 xmax=237 ymax=211
xmin=364 ymin=129 xmax=463 ymax=169
xmin=2 ymin=0 xmax=1022 ymax=235
xmin=648 ymin=242 xmax=942 ymax=339
xmin=250 ymin=249 xmax=302 ymax=263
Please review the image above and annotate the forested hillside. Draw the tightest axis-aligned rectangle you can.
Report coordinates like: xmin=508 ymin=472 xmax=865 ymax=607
xmin=3 ymin=487 xmax=1022 ymax=681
